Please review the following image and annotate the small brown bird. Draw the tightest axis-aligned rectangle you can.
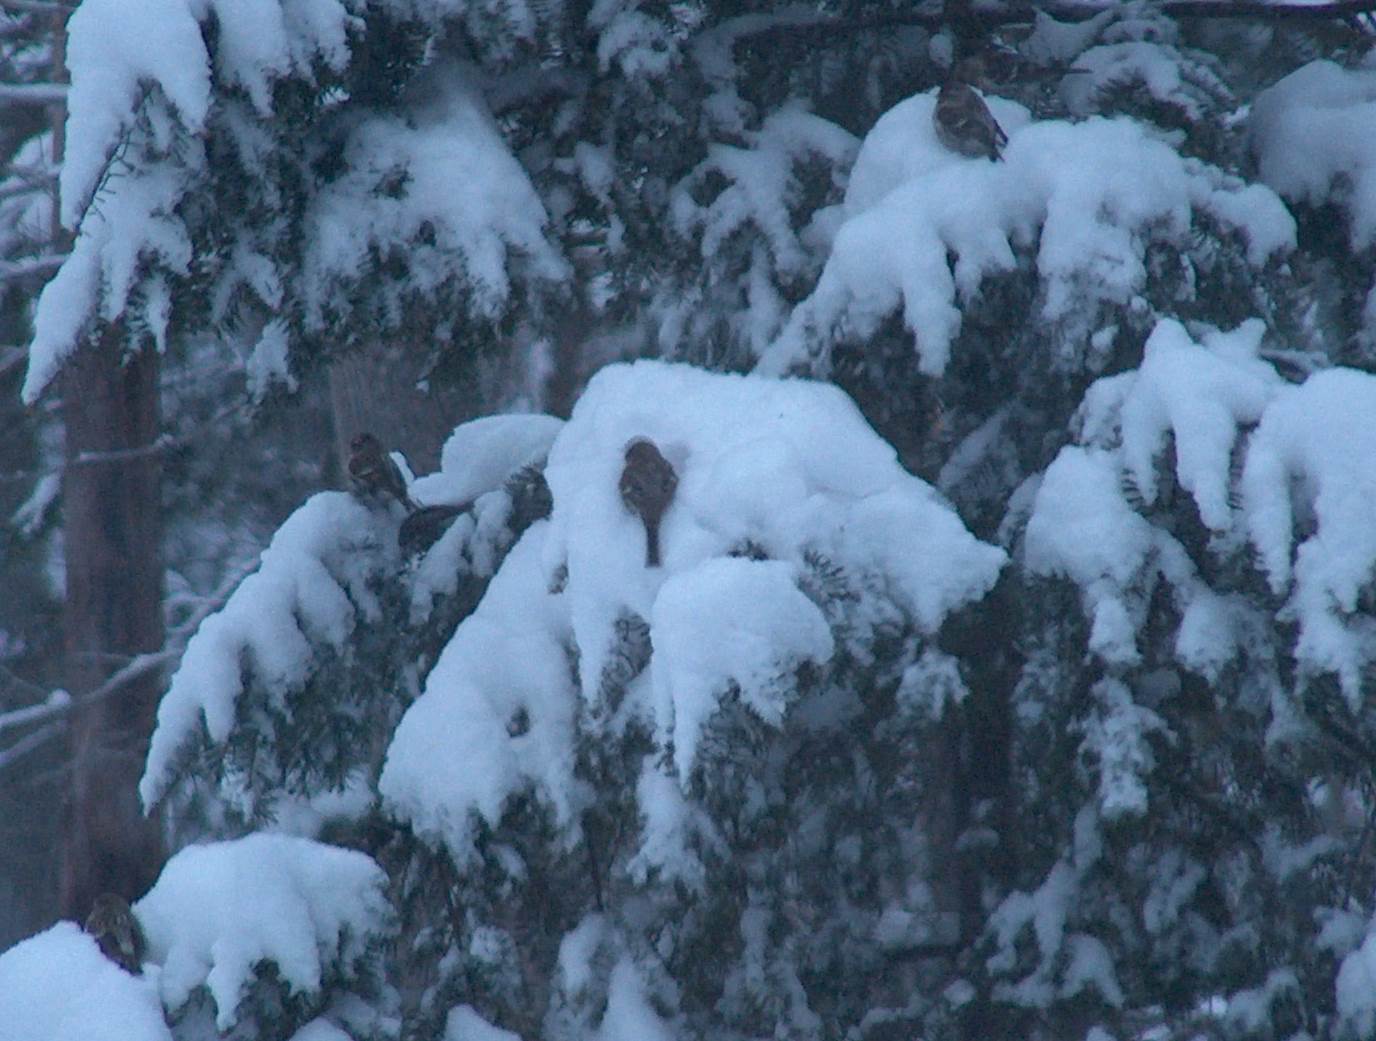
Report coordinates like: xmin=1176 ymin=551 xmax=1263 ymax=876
xmin=934 ymin=57 xmax=1008 ymax=161
xmin=84 ymin=892 xmax=147 ymax=975
xmin=619 ymin=438 xmax=677 ymax=568
xmin=348 ymin=432 xmax=416 ymax=511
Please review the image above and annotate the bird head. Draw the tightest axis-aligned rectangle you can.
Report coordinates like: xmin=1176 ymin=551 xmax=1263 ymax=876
xmin=350 ymin=432 xmax=381 ymax=455
xmin=949 ymin=55 xmax=988 ymax=87
xmin=624 ymin=438 xmax=663 ymax=465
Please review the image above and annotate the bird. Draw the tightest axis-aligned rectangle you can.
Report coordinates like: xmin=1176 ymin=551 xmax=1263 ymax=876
xmin=84 ymin=892 xmax=147 ymax=975
xmin=348 ymin=432 xmax=416 ymax=512
xmin=934 ymin=57 xmax=1008 ymax=161
xmin=618 ymin=438 xmax=677 ymax=568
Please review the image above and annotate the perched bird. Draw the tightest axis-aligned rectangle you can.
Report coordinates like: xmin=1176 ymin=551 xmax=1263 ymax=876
xmin=348 ymin=432 xmax=416 ymax=511
xmin=619 ymin=438 xmax=677 ymax=568
xmin=84 ymin=892 xmax=146 ymax=975
xmin=934 ymin=57 xmax=1008 ymax=161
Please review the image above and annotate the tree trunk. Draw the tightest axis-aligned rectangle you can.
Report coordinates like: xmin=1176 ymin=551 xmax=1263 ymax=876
xmin=58 ymin=333 xmax=165 ymax=917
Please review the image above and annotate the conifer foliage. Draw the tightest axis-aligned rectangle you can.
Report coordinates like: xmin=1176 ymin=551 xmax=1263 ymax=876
xmin=6 ymin=3 xmax=1376 ymax=1041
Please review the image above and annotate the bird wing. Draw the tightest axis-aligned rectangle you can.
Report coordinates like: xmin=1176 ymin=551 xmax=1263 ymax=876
xmin=936 ymin=84 xmax=1007 ymax=159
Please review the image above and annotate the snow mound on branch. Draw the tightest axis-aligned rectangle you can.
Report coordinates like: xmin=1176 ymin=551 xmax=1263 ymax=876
xmin=412 ymin=413 xmax=564 ymax=507
xmin=303 ymin=62 xmax=568 ymax=330
xmin=1241 ymin=369 xmax=1376 ymax=703
xmin=1113 ymin=319 xmax=1280 ymax=530
xmin=136 ymin=834 xmax=392 ymax=1031
xmin=1338 ymin=924 xmax=1376 ymax=1039
xmin=59 ymin=0 xmax=357 ymax=230
xmin=652 ymin=558 xmax=834 ymax=782
xmin=381 ymin=524 xmax=580 ymax=854
xmin=25 ymin=0 xmax=360 ymax=402
xmin=1029 ymin=318 xmax=1376 ymax=698
xmin=0 ymin=922 xmax=170 ymax=1041
xmin=760 ymin=105 xmax=1293 ymax=377
xmin=381 ymin=361 xmax=1005 ymax=857
xmin=1059 ymin=41 xmax=1229 ymax=121
xmin=139 ymin=493 xmax=390 ymax=810
xmin=1251 ymin=61 xmax=1376 ymax=248
xmin=445 ymin=1005 xmax=521 ymax=1041
xmin=1025 ymin=445 xmax=1160 ymax=666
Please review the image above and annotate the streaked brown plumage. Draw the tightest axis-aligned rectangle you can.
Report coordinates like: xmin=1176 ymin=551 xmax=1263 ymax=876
xmin=934 ymin=57 xmax=1008 ymax=161
xmin=84 ymin=892 xmax=146 ymax=974
xmin=348 ymin=432 xmax=416 ymax=511
xmin=619 ymin=439 xmax=677 ymax=568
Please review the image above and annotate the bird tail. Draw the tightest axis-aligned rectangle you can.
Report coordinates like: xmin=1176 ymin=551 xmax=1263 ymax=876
xmin=645 ymin=521 xmax=661 ymax=568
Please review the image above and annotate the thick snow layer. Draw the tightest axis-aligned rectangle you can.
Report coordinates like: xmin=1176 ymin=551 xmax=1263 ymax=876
xmin=1241 ymin=368 xmax=1376 ymax=703
xmin=596 ymin=959 xmax=675 ymax=1041
xmin=1031 ymin=318 xmax=1376 ymax=697
xmin=137 ymin=834 xmax=391 ymax=1030
xmin=760 ymin=102 xmax=1293 ymax=377
xmin=1251 ymin=61 xmax=1376 ymax=247
xmin=382 ymin=361 xmax=1004 ymax=858
xmin=302 ymin=62 xmax=567 ymax=330
xmin=445 ymin=1005 xmax=521 ymax=1041
xmin=651 ymin=558 xmax=834 ymax=782
xmin=26 ymin=0 xmax=361 ymax=401
xmin=139 ymin=493 xmax=390 ymax=809
xmin=1059 ymin=41 xmax=1228 ymax=121
xmin=1025 ymin=446 xmax=1155 ymax=666
xmin=25 ymin=164 xmax=194 ymax=403
xmin=380 ymin=525 xmax=581 ymax=856
xmin=60 ymin=0 xmax=357 ymax=230
xmin=1338 ymin=925 xmax=1376 ymax=1039
xmin=0 ymin=922 xmax=170 ymax=1041
xmin=1112 ymin=319 xmax=1280 ymax=530
xmin=413 ymin=413 xmax=564 ymax=507
xmin=673 ymin=106 xmax=859 ymax=279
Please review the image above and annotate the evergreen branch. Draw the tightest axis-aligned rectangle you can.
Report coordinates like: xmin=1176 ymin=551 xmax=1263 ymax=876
xmin=726 ymin=0 xmax=1376 ymax=41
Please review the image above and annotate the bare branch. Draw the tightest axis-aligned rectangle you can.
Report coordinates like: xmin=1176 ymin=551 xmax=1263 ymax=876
xmin=0 ymin=252 xmax=66 ymax=282
xmin=0 ymin=0 xmax=76 ymax=14
xmin=0 ymin=82 xmax=66 ymax=105
xmin=0 ymin=721 xmax=62 ymax=772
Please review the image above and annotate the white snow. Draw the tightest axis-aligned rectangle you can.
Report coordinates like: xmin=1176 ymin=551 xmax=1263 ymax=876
xmin=382 ymin=361 xmax=1004 ymax=860
xmin=651 ymin=558 xmax=834 ymax=783
xmin=1251 ymin=61 xmax=1376 ymax=247
xmin=627 ymin=761 xmax=720 ymax=890
xmin=1031 ymin=316 xmax=1376 ymax=698
xmin=302 ymin=61 xmax=567 ymax=331
xmin=1114 ymin=319 xmax=1280 ymax=530
xmin=136 ymin=833 xmax=391 ymax=1030
xmin=673 ymin=106 xmax=858 ymax=280
xmin=445 ymin=1005 xmax=521 ymax=1041
xmin=1241 ymin=368 xmax=1376 ymax=703
xmin=380 ymin=524 xmax=581 ymax=857
xmin=1025 ymin=445 xmax=1154 ymax=666
xmin=1058 ymin=41 xmax=1227 ymax=122
xmin=595 ymin=958 xmax=675 ymax=1041
xmin=760 ymin=104 xmax=1293 ymax=377
xmin=413 ymin=413 xmax=564 ymax=508
xmin=139 ymin=492 xmax=391 ymax=809
xmin=1338 ymin=924 xmax=1376 ymax=1038
xmin=25 ymin=165 xmax=195 ymax=403
xmin=25 ymin=0 xmax=363 ymax=401
xmin=0 ymin=922 xmax=170 ymax=1041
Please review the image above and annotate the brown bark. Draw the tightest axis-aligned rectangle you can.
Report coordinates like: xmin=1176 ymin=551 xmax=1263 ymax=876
xmin=58 ymin=333 xmax=165 ymax=917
